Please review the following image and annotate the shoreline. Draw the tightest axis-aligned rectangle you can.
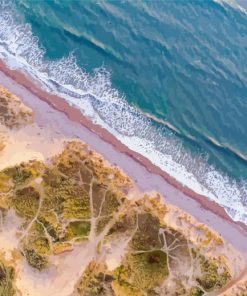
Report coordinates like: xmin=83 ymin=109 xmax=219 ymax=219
xmin=0 ymin=58 xmax=247 ymax=238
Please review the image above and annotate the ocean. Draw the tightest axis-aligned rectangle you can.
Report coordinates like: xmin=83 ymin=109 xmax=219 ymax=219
xmin=0 ymin=0 xmax=247 ymax=223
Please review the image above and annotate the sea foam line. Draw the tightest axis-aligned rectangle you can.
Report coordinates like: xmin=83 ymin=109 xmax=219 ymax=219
xmin=0 ymin=0 xmax=247 ymax=224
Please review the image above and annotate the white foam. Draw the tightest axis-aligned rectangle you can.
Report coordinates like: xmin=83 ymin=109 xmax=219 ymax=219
xmin=0 ymin=0 xmax=247 ymax=224
xmin=213 ymin=0 xmax=247 ymax=14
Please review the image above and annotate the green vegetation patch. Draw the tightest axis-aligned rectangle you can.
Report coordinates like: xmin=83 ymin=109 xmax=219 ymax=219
xmin=42 ymin=168 xmax=68 ymax=188
xmin=189 ymin=286 xmax=204 ymax=296
xmin=76 ymin=261 xmax=115 ymax=296
xmin=24 ymin=249 xmax=48 ymax=271
xmin=63 ymin=187 xmax=91 ymax=219
xmin=3 ymin=165 xmax=32 ymax=186
xmin=130 ymin=213 xmax=163 ymax=251
xmin=38 ymin=211 xmax=60 ymax=242
xmin=28 ymin=237 xmax=50 ymax=255
xmin=32 ymin=237 xmax=49 ymax=254
xmin=127 ymin=250 xmax=168 ymax=290
xmin=56 ymin=151 xmax=87 ymax=182
xmin=65 ymin=221 xmax=91 ymax=240
xmin=114 ymin=250 xmax=168 ymax=292
xmin=25 ymin=221 xmax=50 ymax=255
xmin=100 ymin=191 xmax=122 ymax=216
xmin=113 ymin=265 xmax=144 ymax=296
xmin=78 ymin=272 xmax=115 ymax=296
xmin=3 ymin=161 xmax=42 ymax=187
xmin=43 ymin=182 xmax=90 ymax=219
xmin=107 ymin=211 xmax=137 ymax=237
xmin=196 ymin=256 xmax=230 ymax=291
xmin=96 ymin=216 xmax=112 ymax=235
xmin=12 ymin=186 xmax=40 ymax=219
xmin=42 ymin=185 xmax=65 ymax=213
xmin=0 ymin=262 xmax=15 ymax=296
xmin=0 ymin=172 xmax=13 ymax=193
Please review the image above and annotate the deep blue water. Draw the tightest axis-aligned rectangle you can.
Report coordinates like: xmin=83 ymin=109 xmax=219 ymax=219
xmin=14 ymin=0 xmax=247 ymax=180
xmin=1 ymin=0 xmax=247 ymax=223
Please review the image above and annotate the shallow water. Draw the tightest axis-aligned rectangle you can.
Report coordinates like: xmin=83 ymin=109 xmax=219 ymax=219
xmin=1 ymin=0 xmax=247 ymax=223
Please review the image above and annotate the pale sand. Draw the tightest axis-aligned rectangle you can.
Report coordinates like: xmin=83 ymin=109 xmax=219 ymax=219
xmin=15 ymin=240 xmax=96 ymax=296
xmin=0 ymin=209 xmax=21 ymax=261
xmin=0 ymin=125 xmax=62 ymax=171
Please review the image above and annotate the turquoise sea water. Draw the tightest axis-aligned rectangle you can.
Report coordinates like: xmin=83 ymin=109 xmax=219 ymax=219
xmin=1 ymin=0 xmax=247 ymax=223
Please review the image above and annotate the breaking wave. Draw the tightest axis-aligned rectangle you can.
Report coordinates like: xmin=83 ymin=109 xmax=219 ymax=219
xmin=0 ymin=0 xmax=247 ymax=224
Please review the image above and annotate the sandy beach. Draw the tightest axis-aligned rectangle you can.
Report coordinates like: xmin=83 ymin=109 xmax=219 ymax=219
xmin=0 ymin=58 xmax=247 ymax=254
